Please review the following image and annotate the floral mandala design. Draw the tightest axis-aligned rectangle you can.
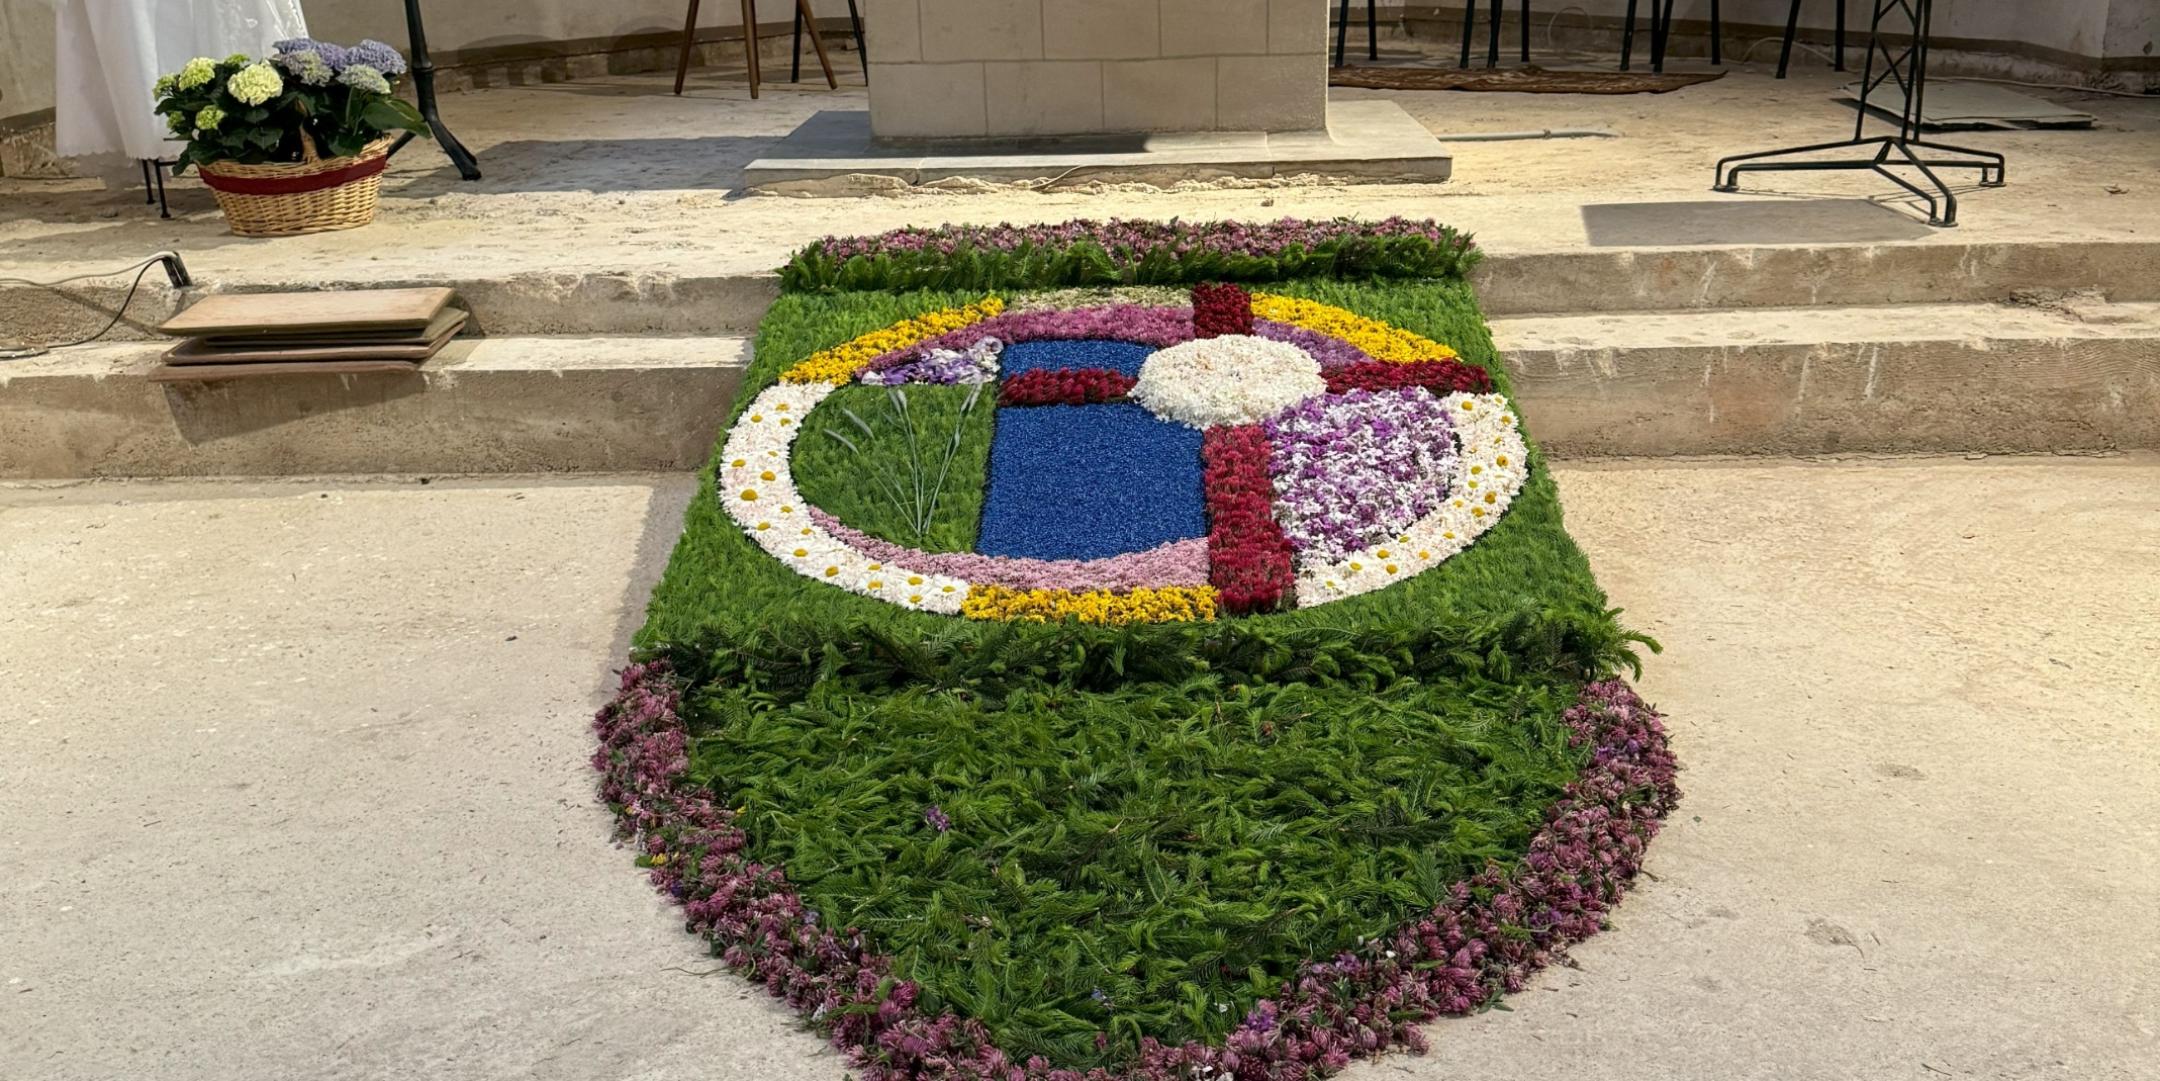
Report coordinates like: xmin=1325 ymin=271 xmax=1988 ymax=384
xmin=719 ymin=284 xmax=1527 ymax=623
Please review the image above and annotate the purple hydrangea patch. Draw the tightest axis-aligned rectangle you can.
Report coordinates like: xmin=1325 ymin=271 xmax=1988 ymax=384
xmin=1263 ymin=388 xmax=1459 ymax=562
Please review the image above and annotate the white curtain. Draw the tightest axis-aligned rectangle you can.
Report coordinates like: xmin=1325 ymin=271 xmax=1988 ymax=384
xmin=53 ymin=0 xmax=310 ymax=161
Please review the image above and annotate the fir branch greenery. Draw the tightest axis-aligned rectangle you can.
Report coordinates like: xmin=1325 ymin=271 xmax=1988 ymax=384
xmin=621 ymin=275 xmax=1659 ymax=1070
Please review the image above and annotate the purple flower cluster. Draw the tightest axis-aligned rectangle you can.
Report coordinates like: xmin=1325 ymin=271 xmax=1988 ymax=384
xmin=595 ymin=664 xmax=1677 ymax=1081
xmin=1263 ymin=389 xmax=1459 ymax=562
xmin=1254 ymin=320 xmax=1374 ymax=368
xmin=271 ymin=37 xmax=408 ymax=76
xmin=861 ymin=338 xmax=1002 ymax=386
xmin=814 ymin=217 xmax=1469 ymax=263
xmin=811 ymin=510 xmax=1211 ymax=591
xmin=863 ymin=306 xmax=1193 ymax=378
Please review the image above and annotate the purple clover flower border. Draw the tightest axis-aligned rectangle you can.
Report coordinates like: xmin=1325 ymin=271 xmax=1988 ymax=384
xmin=594 ymin=664 xmax=1679 ymax=1081
xmin=809 ymin=217 xmax=1474 ymax=264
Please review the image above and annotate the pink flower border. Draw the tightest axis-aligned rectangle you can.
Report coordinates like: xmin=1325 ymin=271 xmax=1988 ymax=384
xmin=812 ymin=509 xmax=1211 ymax=592
xmin=594 ymin=665 xmax=1679 ymax=1081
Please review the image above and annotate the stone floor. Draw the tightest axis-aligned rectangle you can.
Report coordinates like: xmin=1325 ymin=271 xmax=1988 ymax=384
xmin=2 ymin=59 xmax=2155 ymax=288
xmin=3 ymin=456 xmax=2155 ymax=1080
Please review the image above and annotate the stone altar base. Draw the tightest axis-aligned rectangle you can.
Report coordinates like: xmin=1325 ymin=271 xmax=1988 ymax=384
xmin=740 ymin=98 xmax=1452 ymax=192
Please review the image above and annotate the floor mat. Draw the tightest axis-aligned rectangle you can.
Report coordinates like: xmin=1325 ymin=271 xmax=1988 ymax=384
xmin=1330 ymin=64 xmax=1724 ymax=94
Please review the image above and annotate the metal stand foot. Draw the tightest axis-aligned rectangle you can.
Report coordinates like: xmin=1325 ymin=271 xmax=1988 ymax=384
xmin=390 ymin=0 xmax=481 ymax=179
xmin=1713 ymin=0 xmax=2001 ymax=227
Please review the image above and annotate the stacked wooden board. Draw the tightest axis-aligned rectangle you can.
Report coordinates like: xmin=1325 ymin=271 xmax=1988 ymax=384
xmin=152 ymin=287 xmax=467 ymax=382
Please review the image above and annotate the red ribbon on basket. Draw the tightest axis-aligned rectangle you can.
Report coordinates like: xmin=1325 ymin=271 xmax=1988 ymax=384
xmin=199 ymin=153 xmax=389 ymax=196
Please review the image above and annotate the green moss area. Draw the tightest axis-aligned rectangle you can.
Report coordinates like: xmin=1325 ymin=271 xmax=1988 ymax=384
xmin=792 ymin=383 xmax=995 ymax=553
xmin=636 ymin=280 xmax=1646 ymax=1070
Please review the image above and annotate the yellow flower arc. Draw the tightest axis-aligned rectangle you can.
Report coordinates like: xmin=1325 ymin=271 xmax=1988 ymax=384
xmin=1249 ymin=294 xmax=1459 ymax=364
xmin=780 ymin=297 xmax=1006 ymax=385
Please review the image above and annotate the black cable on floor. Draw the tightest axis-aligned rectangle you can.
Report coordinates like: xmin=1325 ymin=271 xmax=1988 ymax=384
xmin=1 ymin=253 xmax=187 ymax=360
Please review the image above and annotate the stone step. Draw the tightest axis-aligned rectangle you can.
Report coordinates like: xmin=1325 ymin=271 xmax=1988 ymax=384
xmin=1476 ymin=240 xmax=2160 ymax=316
xmin=0 ymin=336 xmax=750 ymax=479
xmin=1494 ymin=300 xmax=2160 ymax=456
xmin=8 ymin=238 xmax=2157 ymax=348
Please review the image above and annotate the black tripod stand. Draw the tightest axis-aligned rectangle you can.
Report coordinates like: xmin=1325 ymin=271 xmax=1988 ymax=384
xmin=387 ymin=0 xmax=482 ymax=180
xmin=1712 ymin=0 xmax=2002 ymax=226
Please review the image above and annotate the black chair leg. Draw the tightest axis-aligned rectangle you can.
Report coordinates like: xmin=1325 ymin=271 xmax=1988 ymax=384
xmin=1647 ymin=0 xmax=1665 ymax=71
xmin=1662 ymin=0 xmax=1676 ymax=68
xmin=1777 ymin=0 xmax=1800 ymax=78
xmin=1519 ymin=0 xmax=1529 ymax=63
xmin=1835 ymin=0 xmax=1846 ymax=70
xmin=673 ymin=0 xmax=701 ymax=95
xmin=791 ymin=3 xmax=804 ymax=82
xmin=1460 ymin=0 xmax=1476 ymax=68
xmin=1334 ymin=0 xmax=1349 ymax=67
xmin=1486 ymin=0 xmax=1501 ymax=68
xmin=1367 ymin=0 xmax=1378 ymax=60
xmin=847 ymin=0 xmax=867 ymax=79
xmin=1620 ymin=0 xmax=1637 ymax=70
xmin=1641 ymin=0 xmax=1658 ymax=70
xmin=1710 ymin=0 xmax=1722 ymax=64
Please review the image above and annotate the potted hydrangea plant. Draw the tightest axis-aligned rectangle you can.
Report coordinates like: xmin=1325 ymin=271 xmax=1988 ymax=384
xmin=152 ymin=39 xmax=429 ymax=236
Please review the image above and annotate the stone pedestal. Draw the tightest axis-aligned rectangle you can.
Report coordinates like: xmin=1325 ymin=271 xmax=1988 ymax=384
xmin=864 ymin=0 xmax=1328 ymax=138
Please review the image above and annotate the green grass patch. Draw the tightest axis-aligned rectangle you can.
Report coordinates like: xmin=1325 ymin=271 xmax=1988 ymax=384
xmin=793 ymin=383 xmax=995 ymax=553
xmin=633 ymin=277 xmax=1646 ymax=1070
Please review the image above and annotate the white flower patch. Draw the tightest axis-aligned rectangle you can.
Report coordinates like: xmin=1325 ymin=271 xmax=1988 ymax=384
xmin=718 ymin=382 xmax=972 ymax=614
xmin=1130 ymin=335 xmax=1328 ymax=428
xmin=1293 ymin=393 xmax=1531 ymax=604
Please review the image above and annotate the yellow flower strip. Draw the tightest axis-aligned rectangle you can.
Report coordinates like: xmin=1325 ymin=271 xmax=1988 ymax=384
xmin=961 ymin=584 xmax=1218 ymax=625
xmin=779 ymin=297 xmax=1006 ymax=384
xmin=1249 ymin=294 xmax=1458 ymax=364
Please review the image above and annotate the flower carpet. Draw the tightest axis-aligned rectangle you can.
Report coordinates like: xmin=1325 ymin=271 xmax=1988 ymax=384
xmin=598 ymin=219 xmax=1679 ymax=1080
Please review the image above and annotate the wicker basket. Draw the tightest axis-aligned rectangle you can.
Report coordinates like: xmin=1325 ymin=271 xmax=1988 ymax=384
xmin=197 ymin=135 xmax=396 ymax=237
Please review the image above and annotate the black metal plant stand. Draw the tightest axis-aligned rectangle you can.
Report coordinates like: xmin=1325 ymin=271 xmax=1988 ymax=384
xmin=139 ymin=158 xmax=174 ymax=218
xmin=1712 ymin=0 xmax=2002 ymax=227
xmin=388 ymin=0 xmax=482 ymax=180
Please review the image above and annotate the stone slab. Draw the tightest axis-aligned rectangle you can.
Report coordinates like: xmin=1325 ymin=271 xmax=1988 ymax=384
xmin=744 ymin=99 xmax=1450 ymax=191
xmin=1494 ymin=301 xmax=2160 ymax=456
xmin=4 ymin=457 xmax=2156 ymax=1080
